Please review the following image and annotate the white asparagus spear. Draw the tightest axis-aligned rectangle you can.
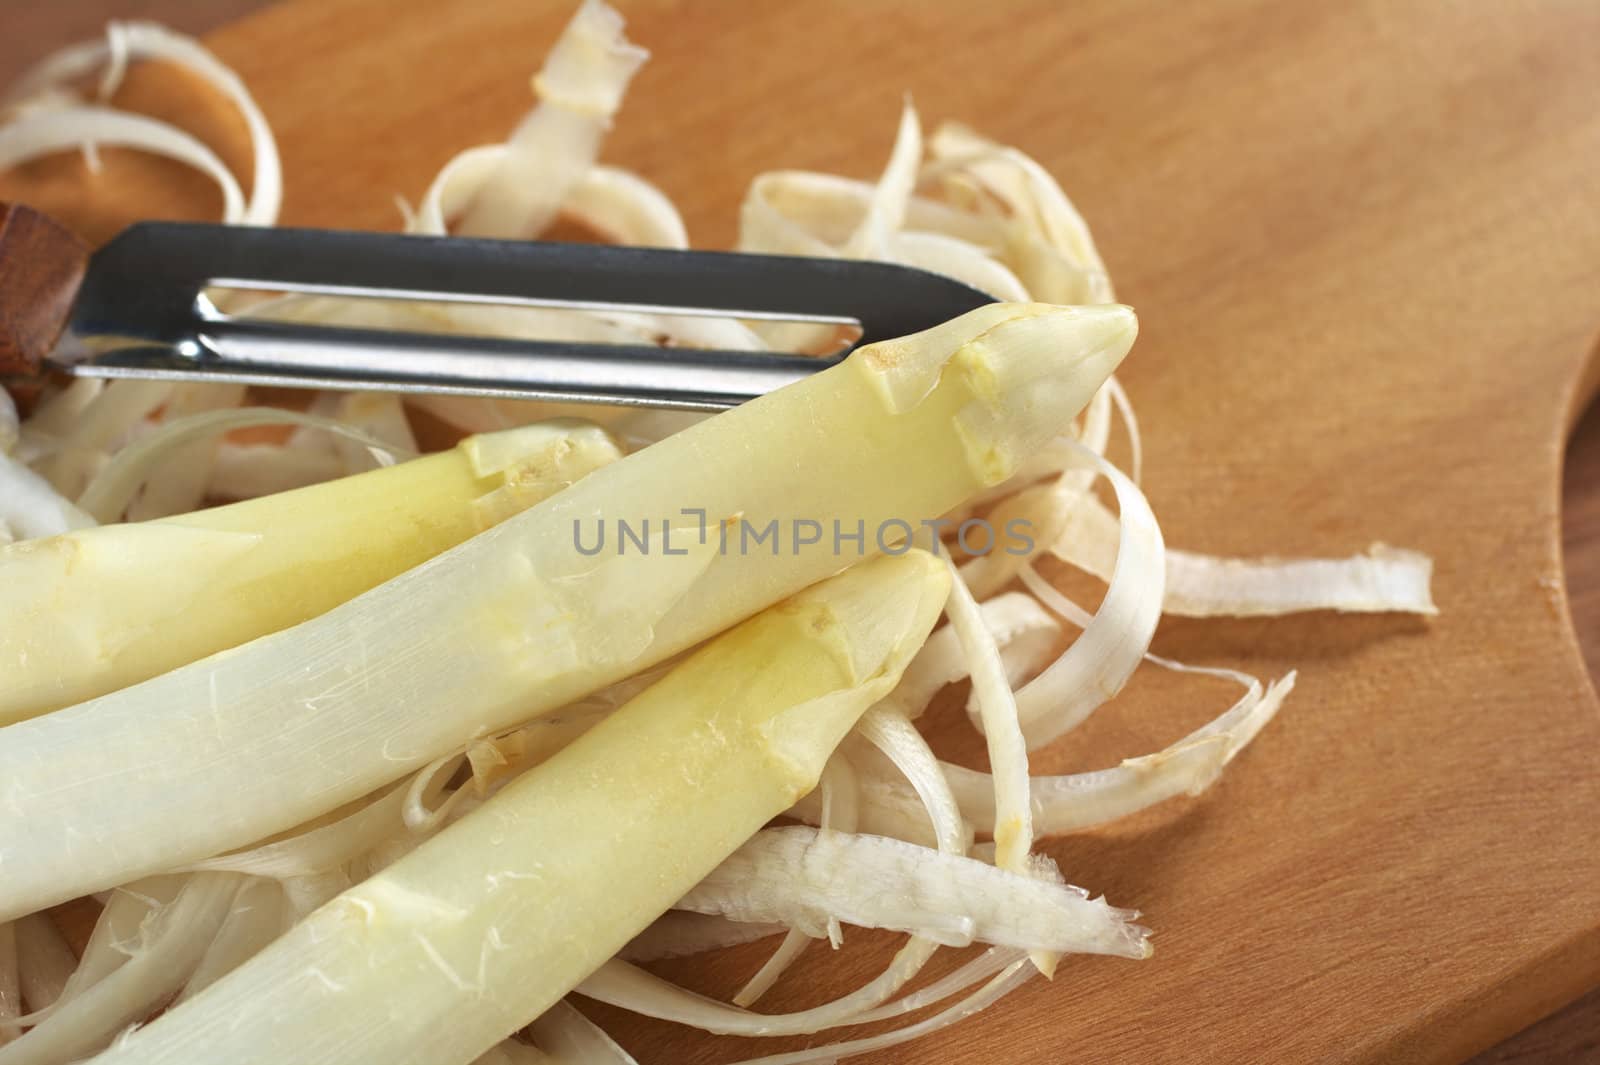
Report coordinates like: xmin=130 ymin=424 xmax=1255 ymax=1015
xmin=0 ymin=302 xmax=1134 ymax=921
xmin=0 ymin=421 xmax=622 ymax=724
xmin=88 ymin=549 xmax=950 ymax=1065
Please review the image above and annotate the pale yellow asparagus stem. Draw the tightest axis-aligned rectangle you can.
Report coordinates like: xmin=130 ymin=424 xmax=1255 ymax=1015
xmin=0 ymin=303 xmax=1133 ymax=922
xmin=0 ymin=421 xmax=621 ymax=724
xmin=91 ymin=551 xmax=950 ymax=1065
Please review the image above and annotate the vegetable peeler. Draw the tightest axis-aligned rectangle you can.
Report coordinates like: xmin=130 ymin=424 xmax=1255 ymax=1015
xmin=0 ymin=203 xmax=995 ymax=411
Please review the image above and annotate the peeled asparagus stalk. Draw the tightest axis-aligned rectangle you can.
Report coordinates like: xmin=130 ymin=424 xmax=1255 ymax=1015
xmin=0 ymin=302 xmax=1133 ymax=922
xmin=88 ymin=550 xmax=950 ymax=1065
xmin=0 ymin=421 xmax=621 ymax=725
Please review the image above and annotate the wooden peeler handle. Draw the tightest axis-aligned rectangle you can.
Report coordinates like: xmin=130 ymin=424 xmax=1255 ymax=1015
xmin=0 ymin=202 xmax=90 ymax=378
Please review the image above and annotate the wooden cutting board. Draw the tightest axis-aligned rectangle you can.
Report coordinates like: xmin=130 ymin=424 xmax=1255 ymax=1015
xmin=4 ymin=1 xmax=1599 ymax=1062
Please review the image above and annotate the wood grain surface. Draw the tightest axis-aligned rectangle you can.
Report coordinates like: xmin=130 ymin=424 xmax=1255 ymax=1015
xmin=2 ymin=1 xmax=1599 ymax=1062
xmin=0 ymin=203 xmax=91 ymax=374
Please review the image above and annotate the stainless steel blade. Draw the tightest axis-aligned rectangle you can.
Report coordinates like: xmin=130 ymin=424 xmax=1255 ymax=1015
xmin=50 ymin=223 xmax=996 ymax=409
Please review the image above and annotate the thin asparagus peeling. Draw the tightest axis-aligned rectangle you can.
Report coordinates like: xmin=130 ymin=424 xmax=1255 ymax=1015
xmin=28 ymin=879 xmax=186 ymax=1024
xmin=113 ymin=384 xmax=247 ymax=522
xmin=526 ymin=1000 xmax=639 ymax=1065
xmin=0 ymin=4 xmax=1441 ymax=1062
xmin=75 ymin=404 xmax=408 ymax=522
xmin=0 ymin=388 xmax=16 ymax=452
xmin=730 ymin=754 xmax=860 ymax=1006
xmin=1 ymin=20 xmax=280 ymax=226
xmin=0 ymin=875 xmax=241 ymax=1065
xmin=1050 ymin=489 xmax=1439 ymax=616
xmin=0 ymin=454 xmax=93 ymax=543
xmin=679 ymin=826 xmax=1150 ymax=957
xmin=457 ymin=0 xmax=646 ymax=238
xmin=813 ymin=670 xmax=1299 ymax=843
xmin=620 ymin=914 xmax=786 ymax=964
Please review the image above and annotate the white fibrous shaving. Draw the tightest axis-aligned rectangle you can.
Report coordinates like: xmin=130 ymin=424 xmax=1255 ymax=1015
xmin=1157 ymin=545 xmax=1438 ymax=616
xmin=0 ymin=3 xmax=1436 ymax=1063
xmin=0 ymin=106 xmax=245 ymax=219
xmin=1051 ymin=489 xmax=1439 ymax=616
xmin=0 ymin=453 xmax=95 ymax=542
xmin=620 ymin=914 xmax=785 ymax=964
xmin=38 ymin=379 xmax=172 ymax=500
xmin=453 ymin=0 xmax=647 ymax=238
xmin=175 ymin=878 xmax=289 ymax=1004
xmin=527 ymin=1000 xmax=638 ymax=1065
xmin=0 ymin=388 xmax=18 ymax=452
xmin=0 ymin=876 xmax=240 ymax=1065
xmin=75 ymin=406 xmax=409 ymax=523
xmin=852 ymin=708 xmax=967 ymax=855
xmin=1 ymin=21 xmax=279 ymax=225
xmin=731 ymin=754 xmax=857 ymax=1006
xmin=680 ymin=827 xmax=1150 ymax=958
xmin=119 ymin=384 xmax=246 ymax=521
xmin=939 ymin=559 xmax=1036 ymax=871
xmin=565 ymin=166 xmax=689 ymax=248
xmin=1011 ymin=444 xmax=1166 ymax=750
xmin=722 ymin=960 xmax=1034 ymax=1065
xmin=32 ymin=879 xmax=186 ymax=1023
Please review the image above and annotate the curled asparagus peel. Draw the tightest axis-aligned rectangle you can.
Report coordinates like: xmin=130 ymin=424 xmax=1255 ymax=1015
xmin=90 ymin=550 xmax=951 ymax=1065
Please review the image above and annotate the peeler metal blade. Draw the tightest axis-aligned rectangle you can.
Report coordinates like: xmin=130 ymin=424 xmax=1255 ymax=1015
xmin=51 ymin=223 xmax=997 ymax=410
